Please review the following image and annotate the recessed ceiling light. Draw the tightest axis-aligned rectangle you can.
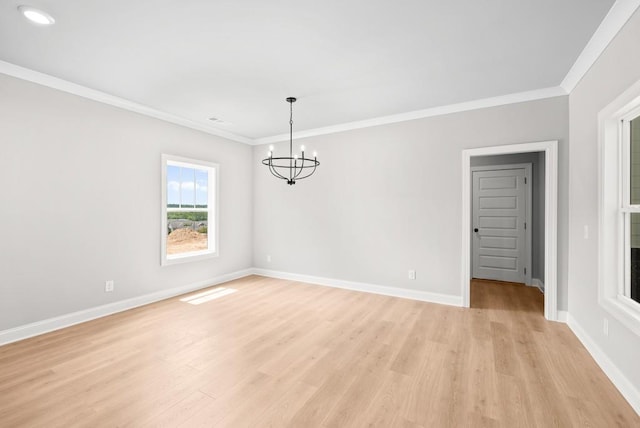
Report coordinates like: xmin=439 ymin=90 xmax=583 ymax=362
xmin=209 ymin=117 xmax=233 ymax=126
xmin=18 ymin=5 xmax=55 ymax=26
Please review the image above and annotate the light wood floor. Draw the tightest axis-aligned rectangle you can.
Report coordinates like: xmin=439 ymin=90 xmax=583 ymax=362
xmin=0 ymin=276 xmax=637 ymax=427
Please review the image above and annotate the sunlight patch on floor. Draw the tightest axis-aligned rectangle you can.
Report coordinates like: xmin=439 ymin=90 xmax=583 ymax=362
xmin=180 ymin=287 xmax=237 ymax=305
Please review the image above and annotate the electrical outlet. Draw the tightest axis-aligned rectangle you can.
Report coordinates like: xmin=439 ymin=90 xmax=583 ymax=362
xmin=603 ymin=318 xmax=609 ymax=336
xmin=266 ymin=255 xmax=271 ymax=263
xmin=105 ymin=280 xmax=114 ymax=293
xmin=408 ymin=270 xmax=416 ymax=280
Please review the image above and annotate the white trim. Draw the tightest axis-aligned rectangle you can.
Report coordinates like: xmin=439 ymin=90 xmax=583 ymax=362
xmin=0 ymin=61 xmax=253 ymax=145
xmin=255 ymin=87 xmax=567 ymax=144
xmin=1 ymin=59 xmax=566 ymax=146
xmin=0 ymin=269 xmax=253 ymax=347
xmin=532 ymin=278 xmax=545 ymax=293
xmin=3 ymin=0 xmax=639 ymax=149
xmin=0 ymin=60 xmax=567 ymax=146
xmin=557 ymin=310 xmax=568 ymax=322
xmin=252 ymin=269 xmax=463 ymax=307
xmin=561 ymin=0 xmax=640 ymax=93
xmin=470 ymin=163 xmax=533 ymax=285
xmin=462 ymin=140 xmax=559 ymax=321
xmin=566 ymin=313 xmax=640 ymax=415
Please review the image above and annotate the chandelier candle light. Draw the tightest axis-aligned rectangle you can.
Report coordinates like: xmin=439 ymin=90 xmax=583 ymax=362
xmin=262 ymin=97 xmax=320 ymax=185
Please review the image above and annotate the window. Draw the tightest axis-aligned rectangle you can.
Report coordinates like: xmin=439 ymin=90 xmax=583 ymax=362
xmin=599 ymin=82 xmax=640 ymax=335
xmin=625 ymin=113 xmax=640 ymax=305
xmin=161 ymin=155 xmax=218 ymax=265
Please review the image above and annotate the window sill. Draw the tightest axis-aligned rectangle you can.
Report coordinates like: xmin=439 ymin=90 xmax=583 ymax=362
xmin=600 ymin=294 xmax=640 ymax=336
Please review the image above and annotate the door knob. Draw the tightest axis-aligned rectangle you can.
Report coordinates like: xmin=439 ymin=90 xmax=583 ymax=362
xmin=474 ymin=228 xmax=479 ymax=232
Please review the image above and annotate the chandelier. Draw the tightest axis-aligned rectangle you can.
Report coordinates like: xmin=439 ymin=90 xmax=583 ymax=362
xmin=262 ymin=97 xmax=320 ymax=185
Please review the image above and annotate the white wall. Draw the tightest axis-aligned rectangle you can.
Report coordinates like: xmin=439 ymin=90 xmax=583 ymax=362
xmin=568 ymin=8 xmax=640 ymax=394
xmin=0 ymin=74 xmax=253 ymax=331
xmin=253 ymin=97 xmax=568 ymax=306
xmin=470 ymin=152 xmax=545 ymax=281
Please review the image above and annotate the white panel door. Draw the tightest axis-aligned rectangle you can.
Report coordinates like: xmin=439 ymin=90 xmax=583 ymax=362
xmin=472 ymin=168 xmax=528 ymax=283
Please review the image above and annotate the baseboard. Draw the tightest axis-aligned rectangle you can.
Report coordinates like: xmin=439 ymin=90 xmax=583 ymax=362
xmin=557 ymin=310 xmax=568 ymax=323
xmin=532 ymin=278 xmax=545 ymax=293
xmin=252 ymin=268 xmax=463 ymax=307
xmin=566 ymin=313 xmax=640 ymax=415
xmin=0 ymin=268 xmax=253 ymax=347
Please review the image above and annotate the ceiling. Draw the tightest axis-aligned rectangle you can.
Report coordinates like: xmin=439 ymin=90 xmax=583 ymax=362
xmin=0 ymin=1 xmax=616 ymax=142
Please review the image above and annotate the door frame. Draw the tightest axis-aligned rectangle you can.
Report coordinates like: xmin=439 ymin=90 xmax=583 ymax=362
xmin=471 ymin=163 xmax=532 ymax=285
xmin=461 ymin=140 xmax=558 ymax=321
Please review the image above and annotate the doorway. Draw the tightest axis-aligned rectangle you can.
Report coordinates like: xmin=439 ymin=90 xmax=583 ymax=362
xmin=461 ymin=141 xmax=558 ymax=321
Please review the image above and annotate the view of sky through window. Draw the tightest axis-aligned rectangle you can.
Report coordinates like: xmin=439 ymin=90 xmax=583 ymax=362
xmin=167 ymin=165 xmax=208 ymax=208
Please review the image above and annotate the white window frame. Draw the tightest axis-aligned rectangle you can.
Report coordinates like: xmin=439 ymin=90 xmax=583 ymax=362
xmin=599 ymin=78 xmax=640 ymax=336
xmin=161 ymin=154 xmax=219 ymax=266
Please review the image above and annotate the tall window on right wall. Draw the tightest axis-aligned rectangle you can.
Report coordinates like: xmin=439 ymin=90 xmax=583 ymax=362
xmin=600 ymin=85 xmax=640 ymax=336
xmin=626 ymin=113 xmax=640 ymax=304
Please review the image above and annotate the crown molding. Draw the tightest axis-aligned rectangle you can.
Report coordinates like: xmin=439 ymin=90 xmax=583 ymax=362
xmin=2 ymin=3 xmax=636 ymax=145
xmin=561 ymin=0 xmax=640 ymax=93
xmin=255 ymin=86 xmax=567 ymax=144
xmin=10 ymin=0 xmax=638 ymax=151
xmin=0 ymin=60 xmax=253 ymax=145
xmin=6 ymin=59 xmax=566 ymax=146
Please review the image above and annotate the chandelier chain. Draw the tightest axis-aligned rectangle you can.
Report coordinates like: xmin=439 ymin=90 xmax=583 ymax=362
xmin=289 ymin=99 xmax=293 ymax=179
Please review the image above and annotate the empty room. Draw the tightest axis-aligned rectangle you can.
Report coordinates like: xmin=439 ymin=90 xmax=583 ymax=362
xmin=2 ymin=1 xmax=640 ymax=426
